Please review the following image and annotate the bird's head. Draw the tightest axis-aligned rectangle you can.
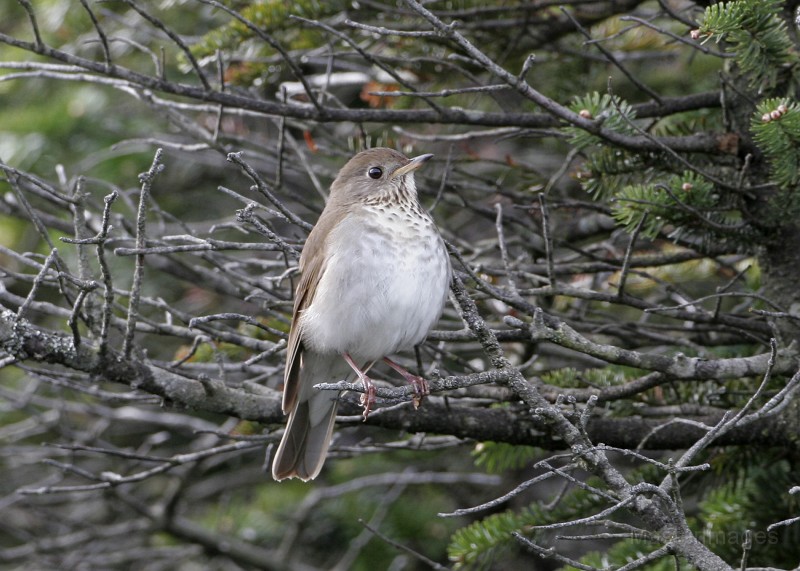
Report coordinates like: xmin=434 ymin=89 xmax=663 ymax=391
xmin=329 ymin=147 xmax=433 ymax=204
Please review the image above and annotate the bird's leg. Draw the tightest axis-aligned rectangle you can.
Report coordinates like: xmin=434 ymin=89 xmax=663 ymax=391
xmin=342 ymin=353 xmax=377 ymax=419
xmin=383 ymin=357 xmax=429 ymax=409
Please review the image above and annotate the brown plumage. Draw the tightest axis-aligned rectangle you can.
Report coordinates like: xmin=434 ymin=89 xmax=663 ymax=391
xmin=272 ymin=148 xmax=451 ymax=481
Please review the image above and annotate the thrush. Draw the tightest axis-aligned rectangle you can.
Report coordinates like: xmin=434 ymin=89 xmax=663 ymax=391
xmin=272 ymin=147 xmax=451 ymax=481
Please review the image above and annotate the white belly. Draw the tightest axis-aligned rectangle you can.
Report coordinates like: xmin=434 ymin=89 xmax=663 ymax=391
xmin=299 ymin=207 xmax=450 ymax=361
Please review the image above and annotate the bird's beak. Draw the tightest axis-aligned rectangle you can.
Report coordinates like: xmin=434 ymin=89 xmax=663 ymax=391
xmin=392 ymin=153 xmax=434 ymax=179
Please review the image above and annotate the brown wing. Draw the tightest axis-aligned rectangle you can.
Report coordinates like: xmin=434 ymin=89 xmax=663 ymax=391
xmin=281 ymin=205 xmax=348 ymax=412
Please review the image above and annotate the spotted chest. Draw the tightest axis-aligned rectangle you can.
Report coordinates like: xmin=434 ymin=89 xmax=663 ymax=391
xmin=298 ymin=202 xmax=450 ymax=362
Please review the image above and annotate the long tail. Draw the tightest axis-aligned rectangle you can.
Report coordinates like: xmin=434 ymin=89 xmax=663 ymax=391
xmin=272 ymin=352 xmax=348 ymax=481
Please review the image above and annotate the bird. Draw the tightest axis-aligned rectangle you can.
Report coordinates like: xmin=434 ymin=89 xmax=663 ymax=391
xmin=272 ymin=147 xmax=451 ymax=481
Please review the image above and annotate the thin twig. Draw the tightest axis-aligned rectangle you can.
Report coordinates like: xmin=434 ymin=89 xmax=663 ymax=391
xmin=227 ymin=152 xmax=313 ymax=232
xmin=16 ymin=250 xmax=58 ymax=321
xmin=538 ymin=193 xmax=555 ymax=287
xmin=79 ymin=0 xmax=111 ymax=67
xmin=123 ymin=149 xmax=165 ymax=359
xmin=358 ymin=518 xmax=450 ymax=570
xmin=119 ymin=0 xmax=211 ymax=90
xmin=17 ymin=0 xmax=43 ymax=49
xmin=617 ymin=212 xmax=647 ymax=297
xmin=494 ymin=203 xmax=519 ymax=297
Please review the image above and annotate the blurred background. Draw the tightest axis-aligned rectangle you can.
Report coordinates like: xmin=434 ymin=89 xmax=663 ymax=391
xmin=2 ymin=1 xmax=799 ymax=570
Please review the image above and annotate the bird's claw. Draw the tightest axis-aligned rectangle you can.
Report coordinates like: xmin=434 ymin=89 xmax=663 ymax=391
xmin=408 ymin=374 xmax=429 ymax=409
xmin=360 ymin=376 xmax=377 ymax=420
xmin=382 ymin=357 xmax=430 ymax=408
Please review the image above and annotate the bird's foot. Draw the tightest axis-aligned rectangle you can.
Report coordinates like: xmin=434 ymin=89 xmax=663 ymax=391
xmin=359 ymin=376 xmax=377 ymax=420
xmin=383 ymin=357 xmax=429 ymax=409
xmin=343 ymin=352 xmax=378 ymax=420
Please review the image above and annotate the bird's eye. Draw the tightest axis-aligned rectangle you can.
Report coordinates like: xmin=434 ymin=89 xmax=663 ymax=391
xmin=367 ymin=166 xmax=383 ymax=180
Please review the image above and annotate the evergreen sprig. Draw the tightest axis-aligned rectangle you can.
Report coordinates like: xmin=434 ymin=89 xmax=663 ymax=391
xmin=576 ymin=146 xmax=652 ymax=200
xmin=447 ymin=487 xmax=606 ymax=568
xmin=472 ymin=441 xmax=540 ymax=474
xmin=612 ymin=171 xmax=720 ymax=238
xmin=697 ymin=0 xmax=796 ymax=88
xmin=567 ymin=92 xmax=637 ymax=150
xmin=698 ymin=454 xmax=800 ymax=565
xmin=751 ymin=98 xmax=800 ymax=189
xmin=448 ymin=509 xmax=530 ymax=569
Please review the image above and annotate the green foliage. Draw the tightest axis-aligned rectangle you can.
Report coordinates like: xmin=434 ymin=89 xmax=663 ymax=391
xmin=472 ymin=442 xmax=540 ymax=474
xmin=651 ymin=108 xmax=724 ymax=138
xmin=194 ymin=452 xmax=461 ymax=571
xmin=448 ymin=510 xmax=528 ymax=569
xmin=747 ymin=97 xmax=800 ymax=227
xmin=697 ymin=0 xmax=796 ymax=89
xmin=447 ymin=485 xmax=606 ymax=569
xmin=567 ymin=92 xmax=637 ymax=150
xmin=697 ymin=454 xmax=800 ymax=566
xmin=751 ymin=98 xmax=800 ymax=188
xmin=191 ymin=1 xmax=343 ymax=83
xmin=576 ymin=147 xmax=652 ymax=200
xmin=580 ymin=538 xmax=679 ymax=570
xmin=611 ymin=171 xmax=722 ymax=239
